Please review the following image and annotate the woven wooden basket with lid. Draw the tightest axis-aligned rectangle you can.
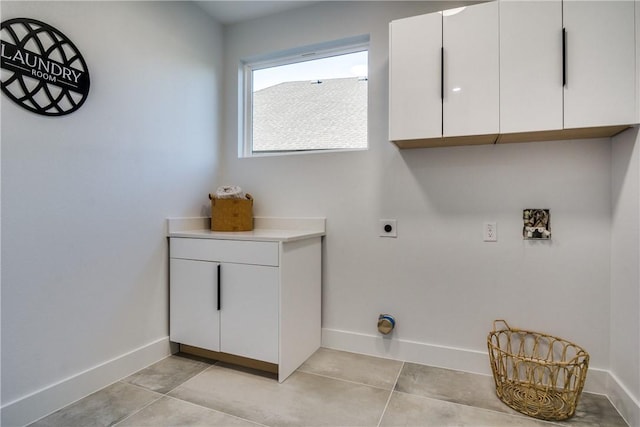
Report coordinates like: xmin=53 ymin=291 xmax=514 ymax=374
xmin=209 ymin=193 xmax=253 ymax=232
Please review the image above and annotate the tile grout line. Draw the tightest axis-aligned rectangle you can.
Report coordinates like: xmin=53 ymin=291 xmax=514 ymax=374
xmin=114 ymin=360 xmax=269 ymax=427
xmin=389 ymin=387 xmax=564 ymax=427
xmin=295 ymin=369 xmax=400 ymax=393
xmin=162 ymin=360 xmax=271 ymax=427
xmin=376 ymin=361 xmax=405 ymax=427
xmin=160 ymin=360 xmax=218 ymax=396
xmin=162 ymin=393 xmax=271 ymax=427
xmin=112 ymin=358 xmax=218 ymax=427
xmin=111 ymin=382 xmax=165 ymax=427
xmin=112 ymin=363 xmax=266 ymax=427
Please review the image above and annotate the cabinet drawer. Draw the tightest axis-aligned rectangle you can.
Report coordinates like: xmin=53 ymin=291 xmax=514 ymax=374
xmin=170 ymin=238 xmax=279 ymax=266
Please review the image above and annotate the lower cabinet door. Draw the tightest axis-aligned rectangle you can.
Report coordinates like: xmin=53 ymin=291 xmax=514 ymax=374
xmin=170 ymin=258 xmax=220 ymax=352
xmin=219 ymin=263 xmax=279 ymax=364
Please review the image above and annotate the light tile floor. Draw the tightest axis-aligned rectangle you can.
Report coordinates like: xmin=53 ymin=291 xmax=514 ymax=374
xmin=30 ymin=348 xmax=628 ymax=427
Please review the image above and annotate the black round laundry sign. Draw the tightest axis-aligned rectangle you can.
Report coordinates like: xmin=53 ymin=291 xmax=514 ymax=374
xmin=1 ymin=18 xmax=90 ymax=116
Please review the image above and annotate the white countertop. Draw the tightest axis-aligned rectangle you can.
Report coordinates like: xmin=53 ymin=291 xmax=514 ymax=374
xmin=166 ymin=217 xmax=325 ymax=243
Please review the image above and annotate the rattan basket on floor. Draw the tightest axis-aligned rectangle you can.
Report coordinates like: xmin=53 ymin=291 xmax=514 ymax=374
xmin=487 ymin=320 xmax=589 ymax=421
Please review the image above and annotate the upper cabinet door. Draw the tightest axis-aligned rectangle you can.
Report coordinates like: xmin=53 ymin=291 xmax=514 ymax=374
xmin=389 ymin=13 xmax=442 ymax=141
xmin=563 ymin=1 xmax=636 ymax=129
xmin=500 ymin=0 xmax=563 ymax=133
xmin=443 ymin=2 xmax=499 ymax=137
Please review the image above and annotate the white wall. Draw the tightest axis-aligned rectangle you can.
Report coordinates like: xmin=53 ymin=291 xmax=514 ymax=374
xmin=223 ymin=0 xmax=613 ymax=375
xmin=608 ymin=1 xmax=640 ymax=425
xmin=1 ymin=1 xmax=223 ymax=425
xmin=611 ymin=126 xmax=640 ymax=426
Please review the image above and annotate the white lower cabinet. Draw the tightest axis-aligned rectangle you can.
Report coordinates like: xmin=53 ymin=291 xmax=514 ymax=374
xmin=170 ymin=258 xmax=278 ymax=363
xmin=169 ymin=236 xmax=321 ymax=382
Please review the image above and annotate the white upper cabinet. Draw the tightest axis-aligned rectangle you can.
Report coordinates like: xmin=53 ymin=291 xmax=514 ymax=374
xmin=499 ymin=0 xmax=563 ymax=134
xmin=637 ymin=0 xmax=640 ymax=124
xmin=500 ymin=0 xmax=637 ymax=137
xmin=563 ymin=1 xmax=637 ymax=129
xmin=389 ymin=2 xmax=499 ymax=146
xmin=389 ymin=12 xmax=442 ymax=141
xmin=443 ymin=2 xmax=499 ymax=138
xmin=391 ymin=0 xmax=637 ymax=148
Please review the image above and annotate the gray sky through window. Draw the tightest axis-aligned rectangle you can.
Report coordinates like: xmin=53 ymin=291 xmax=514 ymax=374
xmin=253 ymin=50 xmax=368 ymax=91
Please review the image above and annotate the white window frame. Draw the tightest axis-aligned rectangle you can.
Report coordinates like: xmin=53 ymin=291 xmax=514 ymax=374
xmin=239 ymin=35 xmax=370 ymax=158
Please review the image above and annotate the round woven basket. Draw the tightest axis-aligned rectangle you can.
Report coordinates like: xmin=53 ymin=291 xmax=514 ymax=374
xmin=487 ymin=320 xmax=589 ymax=421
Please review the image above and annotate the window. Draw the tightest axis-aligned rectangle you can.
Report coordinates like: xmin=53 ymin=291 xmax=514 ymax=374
xmin=241 ymin=36 xmax=369 ymax=157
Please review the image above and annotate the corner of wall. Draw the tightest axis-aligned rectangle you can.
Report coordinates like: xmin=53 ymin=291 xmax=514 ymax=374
xmin=608 ymin=370 xmax=640 ymax=427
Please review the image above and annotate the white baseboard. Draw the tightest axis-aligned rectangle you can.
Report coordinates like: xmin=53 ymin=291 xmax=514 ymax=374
xmin=322 ymin=328 xmax=492 ymax=376
xmin=607 ymin=371 xmax=640 ymax=427
xmin=1 ymin=337 xmax=173 ymax=427
xmin=321 ymin=328 xmax=622 ymax=399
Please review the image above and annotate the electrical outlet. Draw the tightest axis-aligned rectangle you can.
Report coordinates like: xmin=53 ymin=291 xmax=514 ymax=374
xmin=380 ymin=219 xmax=397 ymax=238
xmin=483 ymin=222 xmax=497 ymax=242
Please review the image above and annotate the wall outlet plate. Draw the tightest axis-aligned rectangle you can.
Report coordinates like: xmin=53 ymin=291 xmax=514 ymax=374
xmin=484 ymin=222 xmax=497 ymax=242
xmin=380 ymin=219 xmax=397 ymax=238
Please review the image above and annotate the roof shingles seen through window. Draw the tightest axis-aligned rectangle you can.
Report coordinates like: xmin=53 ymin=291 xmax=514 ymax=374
xmin=252 ymin=77 xmax=367 ymax=152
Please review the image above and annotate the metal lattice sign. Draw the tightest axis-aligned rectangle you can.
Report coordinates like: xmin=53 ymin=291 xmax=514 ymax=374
xmin=1 ymin=18 xmax=90 ymax=116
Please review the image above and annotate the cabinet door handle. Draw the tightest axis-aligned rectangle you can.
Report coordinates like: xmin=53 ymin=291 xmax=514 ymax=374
xmin=562 ymin=28 xmax=567 ymax=87
xmin=217 ymin=264 xmax=221 ymax=311
xmin=440 ymin=46 xmax=444 ymax=100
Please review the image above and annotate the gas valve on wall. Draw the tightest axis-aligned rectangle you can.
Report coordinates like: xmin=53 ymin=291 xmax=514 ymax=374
xmin=377 ymin=314 xmax=396 ymax=335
